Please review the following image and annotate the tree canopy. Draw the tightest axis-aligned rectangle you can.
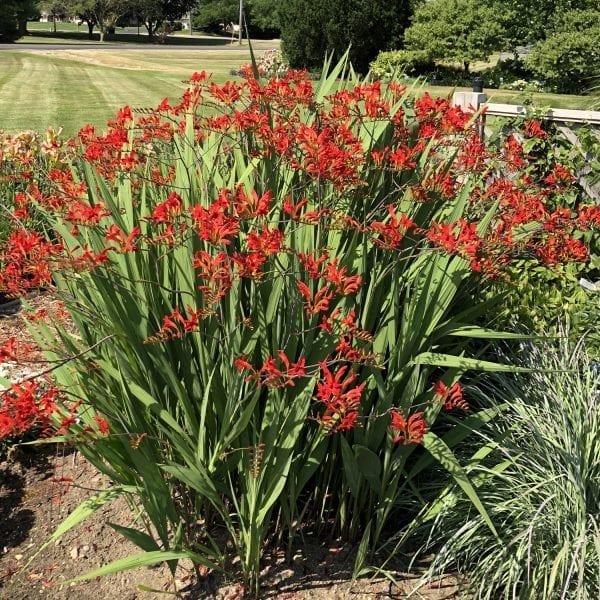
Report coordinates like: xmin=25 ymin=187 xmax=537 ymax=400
xmin=493 ymin=0 xmax=598 ymax=50
xmin=0 ymin=0 xmax=38 ymax=40
xmin=280 ymin=0 xmax=412 ymax=74
xmin=404 ymin=0 xmax=505 ymax=73
xmin=193 ymin=0 xmax=281 ymax=37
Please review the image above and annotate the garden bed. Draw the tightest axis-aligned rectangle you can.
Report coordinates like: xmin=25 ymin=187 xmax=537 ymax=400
xmin=0 ymin=297 xmax=464 ymax=599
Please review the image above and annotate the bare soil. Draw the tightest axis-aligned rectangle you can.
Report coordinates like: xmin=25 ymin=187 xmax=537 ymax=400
xmin=0 ymin=297 xmax=466 ymax=600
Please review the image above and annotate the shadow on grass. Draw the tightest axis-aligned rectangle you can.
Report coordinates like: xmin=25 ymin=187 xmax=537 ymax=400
xmin=18 ymin=30 xmax=235 ymax=47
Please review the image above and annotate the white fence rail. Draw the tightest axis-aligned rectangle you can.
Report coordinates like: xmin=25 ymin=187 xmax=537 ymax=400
xmin=452 ymin=90 xmax=600 ymax=202
xmin=452 ymin=91 xmax=600 ymax=126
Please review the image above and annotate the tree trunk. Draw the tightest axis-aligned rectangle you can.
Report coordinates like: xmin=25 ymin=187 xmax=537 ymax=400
xmin=18 ymin=14 xmax=27 ymax=36
xmin=99 ymin=28 xmax=105 ymax=42
xmin=87 ymin=22 xmax=94 ymax=40
xmin=463 ymin=61 xmax=470 ymax=74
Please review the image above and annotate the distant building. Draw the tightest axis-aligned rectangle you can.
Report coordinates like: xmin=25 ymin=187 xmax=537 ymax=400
xmin=39 ymin=11 xmax=66 ymax=23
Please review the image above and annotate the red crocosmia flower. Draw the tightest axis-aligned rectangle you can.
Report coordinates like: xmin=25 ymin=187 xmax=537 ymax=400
xmin=389 ymin=410 xmax=427 ymax=445
xmin=246 ymin=226 xmax=284 ymax=256
xmin=388 ymin=144 xmax=418 ymax=170
xmin=316 ymin=362 xmax=364 ymax=411
xmin=297 ymin=251 xmax=329 ymax=279
xmin=193 ymin=251 xmax=232 ymax=303
xmin=297 ymin=281 xmax=334 ymax=315
xmin=235 ymin=351 xmax=306 ymax=388
xmin=190 ymin=204 xmax=239 ymax=246
xmin=234 ymin=186 xmax=272 ymax=219
xmin=523 ymin=119 xmax=546 ymax=139
xmin=157 ymin=97 xmax=171 ymax=112
xmin=105 ymin=224 xmax=141 ymax=253
xmin=283 ymin=196 xmax=308 ymax=220
xmin=322 ymin=259 xmax=363 ymax=295
xmin=65 ymin=200 xmax=110 ymax=228
xmin=149 ymin=192 xmax=183 ymax=223
xmin=210 ymin=81 xmax=242 ymax=105
xmin=0 ymin=336 xmax=33 ymax=363
xmin=93 ymin=415 xmax=110 ymax=435
xmin=145 ymin=306 xmax=204 ymax=343
xmin=189 ymin=70 xmax=209 ymax=83
xmin=234 ymin=354 xmax=254 ymax=373
xmin=316 ymin=361 xmax=364 ymax=434
xmin=544 ymin=163 xmax=575 ymax=186
xmin=370 ymin=205 xmax=416 ymax=250
xmin=433 ymin=381 xmax=469 ymax=411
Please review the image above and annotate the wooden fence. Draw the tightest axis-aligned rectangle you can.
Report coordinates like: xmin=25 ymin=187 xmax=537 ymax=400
xmin=453 ymin=90 xmax=600 ymax=201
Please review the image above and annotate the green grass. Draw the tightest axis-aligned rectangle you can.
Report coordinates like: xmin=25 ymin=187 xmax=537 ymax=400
xmin=0 ymin=40 xmax=596 ymax=138
xmin=426 ymin=84 xmax=598 ymax=110
xmin=0 ymin=46 xmax=274 ymax=137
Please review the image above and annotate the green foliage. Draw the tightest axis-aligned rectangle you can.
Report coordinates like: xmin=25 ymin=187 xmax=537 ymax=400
xmin=0 ymin=0 xmax=21 ymax=40
xmin=369 ymin=49 xmax=434 ymax=79
xmin=247 ymin=0 xmax=281 ymax=32
xmin=492 ymin=0 xmax=598 ymax=51
xmin=526 ymin=27 xmax=600 ymax=93
xmin=193 ymin=0 xmax=281 ymax=36
xmin=480 ymin=119 xmax=600 ymax=356
xmin=420 ymin=338 xmax=600 ymax=599
xmin=12 ymin=59 xmax=531 ymax=595
xmin=404 ymin=0 xmax=505 ymax=73
xmin=280 ymin=0 xmax=412 ymax=74
xmin=192 ymin=0 xmax=236 ymax=33
xmin=479 ymin=57 xmax=538 ymax=90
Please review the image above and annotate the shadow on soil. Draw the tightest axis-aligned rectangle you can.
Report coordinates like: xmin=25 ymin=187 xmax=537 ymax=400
xmin=0 ymin=444 xmax=68 ymax=561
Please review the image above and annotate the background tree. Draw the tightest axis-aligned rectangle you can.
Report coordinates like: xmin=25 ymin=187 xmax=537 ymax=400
xmin=67 ymin=0 xmax=98 ymax=38
xmin=193 ymin=0 xmax=280 ymax=37
xmin=247 ymin=0 xmax=280 ymax=33
xmin=134 ymin=0 xmax=196 ymax=38
xmin=0 ymin=1 xmax=19 ymax=41
xmin=39 ymin=1 xmax=68 ymax=33
xmin=280 ymin=0 xmax=412 ymax=74
xmin=494 ymin=0 xmax=598 ymax=51
xmin=192 ymin=0 xmax=236 ymax=34
xmin=525 ymin=8 xmax=600 ymax=93
xmin=0 ymin=0 xmax=39 ymax=40
xmin=54 ymin=0 xmax=129 ymax=41
xmin=404 ymin=0 xmax=504 ymax=74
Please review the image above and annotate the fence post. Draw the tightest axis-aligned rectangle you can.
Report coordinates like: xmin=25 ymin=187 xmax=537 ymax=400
xmin=453 ymin=82 xmax=488 ymax=139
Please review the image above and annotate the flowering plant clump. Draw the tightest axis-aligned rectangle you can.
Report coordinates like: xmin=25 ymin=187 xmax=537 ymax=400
xmin=252 ymin=48 xmax=289 ymax=78
xmin=1 ymin=56 xmax=598 ymax=595
xmin=480 ymin=115 xmax=600 ymax=350
xmin=0 ymin=128 xmax=75 ymax=245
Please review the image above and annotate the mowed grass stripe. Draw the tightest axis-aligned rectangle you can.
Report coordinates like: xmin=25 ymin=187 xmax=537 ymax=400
xmin=0 ymin=49 xmax=266 ymax=136
xmin=0 ymin=52 xmax=204 ymax=135
xmin=86 ymin=67 xmax=184 ymax=124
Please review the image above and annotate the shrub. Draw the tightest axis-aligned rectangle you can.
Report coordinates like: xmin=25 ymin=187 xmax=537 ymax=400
xmin=479 ymin=117 xmax=600 ymax=356
xmin=481 ymin=57 xmax=542 ymax=91
xmin=526 ymin=28 xmax=600 ymax=93
xmin=280 ymin=0 xmax=411 ymax=74
xmin=420 ymin=337 xmax=600 ymax=599
xmin=1 ymin=59 xmax=599 ymax=595
xmin=369 ymin=49 xmax=434 ymax=79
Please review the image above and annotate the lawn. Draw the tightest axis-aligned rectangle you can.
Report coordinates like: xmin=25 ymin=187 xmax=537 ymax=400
xmin=0 ymin=39 xmax=597 ymax=138
xmin=0 ymin=45 xmax=276 ymax=136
